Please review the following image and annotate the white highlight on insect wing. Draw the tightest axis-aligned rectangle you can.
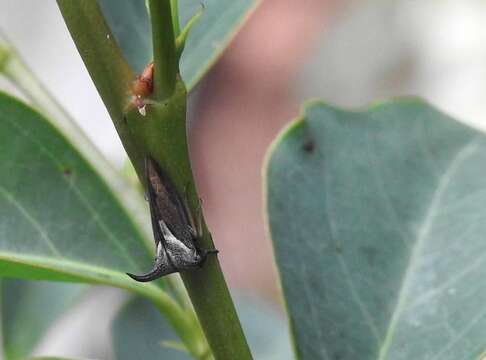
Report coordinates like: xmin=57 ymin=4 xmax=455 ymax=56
xmin=158 ymin=220 xmax=191 ymax=252
xmin=138 ymin=105 xmax=146 ymax=116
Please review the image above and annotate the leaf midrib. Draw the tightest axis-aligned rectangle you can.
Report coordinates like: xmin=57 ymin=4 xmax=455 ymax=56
xmin=377 ymin=140 xmax=479 ymax=359
xmin=0 ymin=186 xmax=61 ymax=257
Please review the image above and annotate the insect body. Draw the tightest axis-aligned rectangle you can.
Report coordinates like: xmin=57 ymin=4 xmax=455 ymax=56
xmin=127 ymin=157 xmax=218 ymax=282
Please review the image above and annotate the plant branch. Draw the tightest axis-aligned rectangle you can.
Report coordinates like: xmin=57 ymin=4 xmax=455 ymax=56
xmin=148 ymin=0 xmax=177 ymax=101
xmin=170 ymin=0 xmax=180 ymax=36
xmin=56 ymin=0 xmax=148 ymax=177
xmin=145 ymin=3 xmax=253 ymax=358
xmin=57 ymin=1 xmax=252 ymax=358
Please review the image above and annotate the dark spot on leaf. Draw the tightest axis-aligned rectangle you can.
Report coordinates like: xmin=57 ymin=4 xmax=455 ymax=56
xmin=302 ymin=139 xmax=315 ymax=153
xmin=335 ymin=244 xmax=343 ymax=254
xmin=333 ymin=352 xmax=343 ymax=360
xmin=63 ymin=168 xmax=72 ymax=176
xmin=360 ymin=246 xmax=379 ymax=266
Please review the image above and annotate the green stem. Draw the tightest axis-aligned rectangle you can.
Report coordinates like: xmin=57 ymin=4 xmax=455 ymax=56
xmin=180 ymin=241 xmax=253 ymax=360
xmin=145 ymin=3 xmax=253 ymax=359
xmin=54 ymin=2 xmax=210 ymax=357
xmin=57 ymin=1 xmax=252 ymax=359
xmin=0 ymin=28 xmax=207 ymax=357
xmin=170 ymin=0 xmax=180 ymax=36
xmin=56 ymin=0 xmax=146 ymax=178
xmin=148 ymin=0 xmax=177 ymax=101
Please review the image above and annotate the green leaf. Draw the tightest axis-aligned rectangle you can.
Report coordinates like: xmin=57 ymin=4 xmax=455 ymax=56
xmin=1 ymin=280 xmax=85 ymax=360
xmin=0 ymin=92 xmax=198 ymax=358
xmin=112 ymin=295 xmax=292 ymax=360
xmin=27 ymin=358 xmax=87 ymax=360
xmin=266 ymin=100 xmax=486 ymax=360
xmin=98 ymin=0 xmax=152 ymax=74
xmin=112 ymin=298 xmax=192 ymax=360
xmin=180 ymin=0 xmax=260 ymax=91
xmin=57 ymin=4 xmax=251 ymax=358
xmin=97 ymin=0 xmax=260 ymax=91
xmin=234 ymin=295 xmax=293 ymax=360
xmin=178 ymin=0 xmax=203 ymax=28
xmin=0 ymin=92 xmax=151 ymax=283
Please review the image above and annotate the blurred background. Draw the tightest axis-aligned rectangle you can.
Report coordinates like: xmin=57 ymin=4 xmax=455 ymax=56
xmin=1 ymin=0 xmax=486 ymax=358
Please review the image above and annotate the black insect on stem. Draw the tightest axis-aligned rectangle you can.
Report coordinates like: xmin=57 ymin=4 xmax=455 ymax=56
xmin=127 ymin=157 xmax=218 ymax=282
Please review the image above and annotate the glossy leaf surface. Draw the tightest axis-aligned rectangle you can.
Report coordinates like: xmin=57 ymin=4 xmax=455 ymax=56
xmin=2 ymin=280 xmax=85 ymax=360
xmin=266 ymin=100 xmax=486 ymax=360
xmin=98 ymin=0 xmax=152 ymax=74
xmin=98 ymin=0 xmax=260 ymax=90
xmin=179 ymin=0 xmax=259 ymax=90
xmin=0 ymin=92 xmax=150 ymax=283
xmin=112 ymin=295 xmax=292 ymax=360
xmin=112 ymin=298 xmax=191 ymax=360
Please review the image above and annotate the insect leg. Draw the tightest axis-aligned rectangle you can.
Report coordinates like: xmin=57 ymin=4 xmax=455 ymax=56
xmin=195 ymin=248 xmax=219 ymax=268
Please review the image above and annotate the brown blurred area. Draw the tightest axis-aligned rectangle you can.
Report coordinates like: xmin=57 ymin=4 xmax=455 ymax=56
xmin=190 ymin=0 xmax=334 ymax=299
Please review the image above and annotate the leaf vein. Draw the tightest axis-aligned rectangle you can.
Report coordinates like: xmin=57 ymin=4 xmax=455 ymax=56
xmin=0 ymin=185 xmax=61 ymax=257
xmin=2 ymin=115 xmax=140 ymax=270
xmin=377 ymin=140 xmax=479 ymax=359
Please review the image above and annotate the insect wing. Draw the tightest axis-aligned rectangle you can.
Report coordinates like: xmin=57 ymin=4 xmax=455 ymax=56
xmin=146 ymin=158 xmax=196 ymax=249
xmin=158 ymin=219 xmax=201 ymax=268
xmin=146 ymin=164 xmax=165 ymax=247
